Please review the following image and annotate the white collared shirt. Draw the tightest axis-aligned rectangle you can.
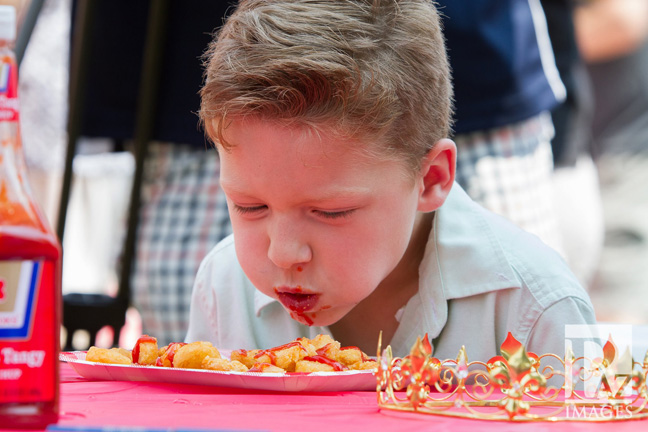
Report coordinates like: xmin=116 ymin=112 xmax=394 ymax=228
xmin=186 ymin=183 xmax=596 ymax=360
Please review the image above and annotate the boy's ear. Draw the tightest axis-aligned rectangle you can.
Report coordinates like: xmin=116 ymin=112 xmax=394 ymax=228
xmin=417 ymin=138 xmax=456 ymax=212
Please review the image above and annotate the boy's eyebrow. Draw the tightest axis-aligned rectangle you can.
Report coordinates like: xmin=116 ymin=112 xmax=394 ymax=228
xmin=222 ymin=183 xmax=373 ymax=202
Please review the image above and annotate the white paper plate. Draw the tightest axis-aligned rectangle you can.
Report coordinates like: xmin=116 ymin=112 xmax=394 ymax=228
xmin=60 ymin=351 xmax=377 ymax=392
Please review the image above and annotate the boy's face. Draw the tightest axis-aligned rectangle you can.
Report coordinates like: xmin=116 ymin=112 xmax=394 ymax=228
xmin=219 ymin=118 xmax=425 ymax=327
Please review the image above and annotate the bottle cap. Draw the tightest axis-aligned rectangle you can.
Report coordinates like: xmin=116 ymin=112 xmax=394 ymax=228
xmin=0 ymin=5 xmax=16 ymax=42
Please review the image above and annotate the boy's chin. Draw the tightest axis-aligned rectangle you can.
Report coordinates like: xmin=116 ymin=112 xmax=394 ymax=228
xmin=287 ymin=308 xmax=345 ymax=328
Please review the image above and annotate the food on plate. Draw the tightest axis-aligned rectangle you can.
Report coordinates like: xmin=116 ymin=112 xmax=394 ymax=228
xmin=337 ymin=346 xmax=373 ymax=368
xmin=201 ymin=356 xmax=248 ymax=372
xmin=86 ymin=346 xmax=132 ymax=365
xmin=132 ymin=335 xmax=158 ymax=365
xmin=229 ymin=348 xmax=260 ymax=368
xmin=295 ymin=355 xmax=346 ymax=372
xmin=157 ymin=342 xmax=185 ymax=367
xmin=247 ymin=362 xmax=285 ymax=373
xmin=350 ymin=360 xmax=381 ymax=371
xmin=84 ymin=334 xmax=378 ymax=373
xmin=309 ymin=334 xmax=341 ymax=359
xmin=172 ymin=341 xmax=221 ymax=369
xmin=232 ymin=341 xmax=313 ymax=372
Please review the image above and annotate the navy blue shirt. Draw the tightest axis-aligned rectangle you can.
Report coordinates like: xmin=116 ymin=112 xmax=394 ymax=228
xmin=438 ymin=0 xmax=565 ymax=134
xmin=79 ymin=1 xmax=563 ymax=143
xmin=76 ymin=0 xmax=235 ymax=147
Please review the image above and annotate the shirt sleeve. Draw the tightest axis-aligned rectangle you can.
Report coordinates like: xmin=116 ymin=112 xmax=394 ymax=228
xmin=525 ymin=295 xmax=598 ymax=358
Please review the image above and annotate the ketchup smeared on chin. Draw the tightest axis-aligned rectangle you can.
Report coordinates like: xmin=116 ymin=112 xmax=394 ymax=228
xmin=290 ymin=311 xmax=314 ymax=326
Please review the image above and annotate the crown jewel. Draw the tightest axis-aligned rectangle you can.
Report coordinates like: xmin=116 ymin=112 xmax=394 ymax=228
xmin=376 ymin=332 xmax=648 ymax=422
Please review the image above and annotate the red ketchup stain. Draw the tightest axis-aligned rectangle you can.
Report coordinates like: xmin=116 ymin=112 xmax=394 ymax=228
xmin=303 ymin=355 xmax=347 ymax=371
xmin=316 ymin=343 xmax=333 ymax=356
xmin=341 ymin=346 xmax=369 ymax=362
xmin=254 ymin=341 xmax=306 ymax=365
xmin=233 ymin=348 xmax=248 ymax=357
xmin=289 ymin=311 xmax=314 ymax=326
xmin=163 ymin=342 xmax=186 ymax=366
xmin=274 ymin=286 xmax=319 ymax=326
xmin=131 ymin=335 xmax=157 ymax=364
xmin=296 ymin=266 xmax=303 ymax=272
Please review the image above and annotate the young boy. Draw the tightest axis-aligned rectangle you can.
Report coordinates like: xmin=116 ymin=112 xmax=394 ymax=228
xmin=186 ymin=0 xmax=596 ymax=361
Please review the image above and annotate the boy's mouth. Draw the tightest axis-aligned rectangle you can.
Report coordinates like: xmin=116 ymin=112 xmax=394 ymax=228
xmin=274 ymin=287 xmax=320 ymax=312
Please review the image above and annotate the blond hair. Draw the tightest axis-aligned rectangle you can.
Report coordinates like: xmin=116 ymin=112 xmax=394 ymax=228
xmin=200 ymin=0 xmax=453 ymax=171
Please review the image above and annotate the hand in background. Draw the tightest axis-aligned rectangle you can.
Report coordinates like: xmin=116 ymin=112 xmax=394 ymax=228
xmin=575 ymin=0 xmax=648 ymax=62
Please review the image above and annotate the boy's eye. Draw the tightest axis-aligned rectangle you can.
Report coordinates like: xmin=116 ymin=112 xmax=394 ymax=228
xmin=234 ymin=204 xmax=267 ymax=215
xmin=314 ymin=209 xmax=356 ymax=219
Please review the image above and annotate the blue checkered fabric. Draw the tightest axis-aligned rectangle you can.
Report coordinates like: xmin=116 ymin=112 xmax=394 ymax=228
xmin=131 ymin=142 xmax=232 ymax=345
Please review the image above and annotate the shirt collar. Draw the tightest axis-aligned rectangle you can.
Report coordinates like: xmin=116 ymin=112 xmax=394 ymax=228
xmin=254 ymin=290 xmax=275 ymax=316
xmin=389 ymin=183 xmax=519 ymax=355
xmin=430 ymin=183 xmax=519 ymax=300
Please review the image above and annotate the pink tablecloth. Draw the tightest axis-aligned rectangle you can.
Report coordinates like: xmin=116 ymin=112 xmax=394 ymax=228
xmin=9 ymin=362 xmax=648 ymax=432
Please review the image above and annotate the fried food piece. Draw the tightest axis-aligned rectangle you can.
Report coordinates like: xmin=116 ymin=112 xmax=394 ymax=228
xmin=132 ymin=335 xmax=159 ymax=365
xmin=309 ymin=334 xmax=341 ymax=360
xmin=201 ymin=356 xmax=248 ymax=372
xmin=254 ymin=342 xmax=310 ymax=372
xmin=234 ymin=341 xmax=311 ymax=372
xmin=115 ymin=347 xmax=133 ymax=362
xmin=309 ymin=334 xmax=337 ymax=350
xmin=248 ymin=362 xmax=286 ymax=373
xmin=295 ymin=355 xmax=347 ymax=372
xmin=230 ymin=349 xmax=261 ymax=369
xmin=349 ymin=360 xmax=378 ymax=371
xmin=158 ymin=342 xmax=186 ymax=367
xmin=336 ymin=346 xmax=370 ymax=367
xmin=86 ymin=347 xmax=132 ymax=365
xmin=173 ymin=341 xmax=221 ymax=369
xmin=294 ymin=337 xmax=317 ymax=356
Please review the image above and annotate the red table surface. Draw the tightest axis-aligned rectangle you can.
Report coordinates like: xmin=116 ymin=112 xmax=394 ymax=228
xmin=7 ymin=362 xmax=648 ymax=432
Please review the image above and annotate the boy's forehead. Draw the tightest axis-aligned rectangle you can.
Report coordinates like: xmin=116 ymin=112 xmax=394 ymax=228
xmin=218 ymin=117 xmax=368 ymax=163
xmin=217 ymin=116 xmax=415 ymax=192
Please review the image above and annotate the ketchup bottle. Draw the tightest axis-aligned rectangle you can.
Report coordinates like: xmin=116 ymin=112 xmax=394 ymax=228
xmin=0 ymin=5 xmax=61 ymax=428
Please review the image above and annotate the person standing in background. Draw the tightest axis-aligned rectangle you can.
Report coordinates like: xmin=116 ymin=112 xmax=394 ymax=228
xmin=75 ymin=0 xmax=236 ymax=345
xmin=436 ymin=0 xmax=566 ymax=255
xmin=574 ymin=0 xmax=648 ymax=323
xmin=542 ymin=0 xmax=604 ymax=289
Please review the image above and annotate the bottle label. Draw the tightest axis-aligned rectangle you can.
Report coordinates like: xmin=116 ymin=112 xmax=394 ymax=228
xmin=0 ymin=54 xmax=18 ymax=121
xmin=1 ymin=260 xmax=56 ymax=403
xmin=0 ymin=261 xmax=40 ymax=338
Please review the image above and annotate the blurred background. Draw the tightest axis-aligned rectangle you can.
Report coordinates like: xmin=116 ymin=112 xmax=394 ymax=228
xmin=5 ymin=0 xmax=648 ymax=349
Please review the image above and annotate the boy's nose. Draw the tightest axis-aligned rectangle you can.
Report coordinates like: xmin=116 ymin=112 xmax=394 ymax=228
xmin=267 ymin=218 xmax=312 ymax=269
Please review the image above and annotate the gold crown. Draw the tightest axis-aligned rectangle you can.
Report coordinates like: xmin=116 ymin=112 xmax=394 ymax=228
xmin=375 ymin=332 xmax=648 ymax=422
